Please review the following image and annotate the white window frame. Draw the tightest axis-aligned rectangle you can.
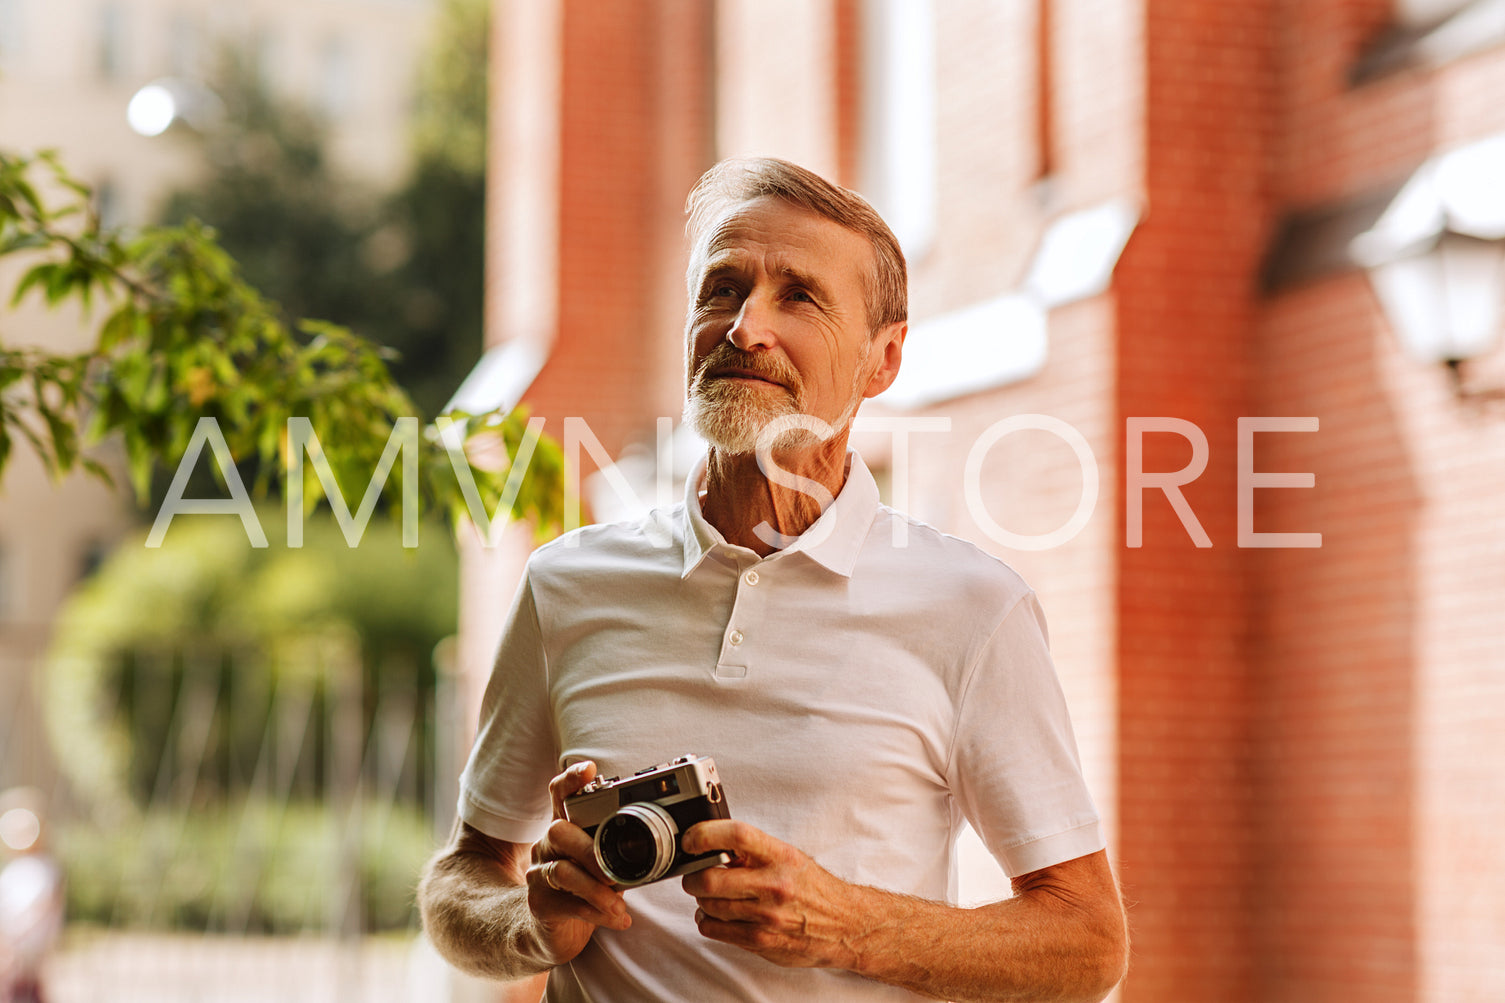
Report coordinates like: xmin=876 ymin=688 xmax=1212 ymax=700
xmin=1396 ymin=0 xmax=1479 ymax=27
xmin=861 ymin=0 xmax=938 ymax=260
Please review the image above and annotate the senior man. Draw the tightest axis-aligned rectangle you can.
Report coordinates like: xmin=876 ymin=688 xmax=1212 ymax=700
xmin=419 ymin=158 xmax=1128 ymax=1002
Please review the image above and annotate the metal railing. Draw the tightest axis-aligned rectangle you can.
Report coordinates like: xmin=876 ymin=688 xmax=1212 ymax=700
xmin=1 ymin=631 xmax=458 ymax=1002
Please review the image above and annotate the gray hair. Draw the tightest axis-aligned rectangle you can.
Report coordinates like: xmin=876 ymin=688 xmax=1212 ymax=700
xmin=684 ymin=157 xmax=908 ymax=332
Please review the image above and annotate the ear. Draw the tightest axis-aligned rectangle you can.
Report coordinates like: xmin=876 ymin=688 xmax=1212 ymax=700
xmin=861 ymin=322 xmax=907 ymax=399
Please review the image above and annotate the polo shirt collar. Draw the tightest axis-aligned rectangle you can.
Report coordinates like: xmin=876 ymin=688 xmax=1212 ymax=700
xmin=681 ymin=451 xmax=879 ymax=579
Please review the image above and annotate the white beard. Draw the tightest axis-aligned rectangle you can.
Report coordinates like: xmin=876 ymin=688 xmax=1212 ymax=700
xmin=683 ymin=377 xmax=804 ymax=454
xmin=683 ymin=338 xmax=872 ymax=455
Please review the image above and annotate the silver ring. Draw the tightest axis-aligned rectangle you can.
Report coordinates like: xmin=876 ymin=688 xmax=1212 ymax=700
xmin=544 ymin=860 xmax=564 ymax=892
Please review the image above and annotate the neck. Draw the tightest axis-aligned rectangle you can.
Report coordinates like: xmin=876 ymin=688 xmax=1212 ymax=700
xmin=700 ymin=435 xmax=851 ymax=556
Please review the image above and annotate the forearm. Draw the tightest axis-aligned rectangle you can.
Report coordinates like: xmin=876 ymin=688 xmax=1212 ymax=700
xmin=417 ymin=854 xmax=555 ymax=982
xmin=837 ymin=882 xmax=1127 ymax=1003
xmin=686 ymin=824 xmax=1127 ymax=1000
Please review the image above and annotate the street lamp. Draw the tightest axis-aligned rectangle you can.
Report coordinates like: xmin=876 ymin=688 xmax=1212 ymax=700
xmin=126 ymin=77 xmax=222 ymax=137
xmin=1351 ymin=134 xmax=1505 ymax=399
xmin=1360 ymin=230 xmax=1505 ymax=365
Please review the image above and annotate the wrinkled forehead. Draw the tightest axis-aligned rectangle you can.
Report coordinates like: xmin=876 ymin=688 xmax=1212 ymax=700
xmin=690 ymin=195 xmax=875 ymax=285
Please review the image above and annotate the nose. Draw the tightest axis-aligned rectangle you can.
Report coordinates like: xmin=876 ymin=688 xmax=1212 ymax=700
xmin=726 ymin=290 xmax=778 ymax=351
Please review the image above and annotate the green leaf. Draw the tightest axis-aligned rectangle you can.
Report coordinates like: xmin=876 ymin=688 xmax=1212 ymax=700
xmin=80 ymin=456 xmax=115 ymax=486
xmin=10 ymin=177 xmax=43 ymax=217
xmin=12 ymin=262 xmax=57 ymax=307
xmin=42 ymin=405 xmax=77 ymax=473
xmin=10 ymin=416 xmax=50 ymax=473
xmin=123 ymin=426 xmax=154 ymax=502
xmin=43 ymin=261 xmax=81 ymax=306
xmin=0 ymin=361 xmax=24 ymax=393
xmin=83 ymin=404 xmax=112 ymax=445
xmin=0 ymin=226 xmax=47 ymax=256
xmin=98 ymin=307 xmax=138 ymax=351
xmin=143 ymin=361 xmax=169 ymax=412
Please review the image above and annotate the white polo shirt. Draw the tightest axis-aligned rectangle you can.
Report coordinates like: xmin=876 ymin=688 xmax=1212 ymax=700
xmin=458 ymin=453 xmax=1103 ymax=1003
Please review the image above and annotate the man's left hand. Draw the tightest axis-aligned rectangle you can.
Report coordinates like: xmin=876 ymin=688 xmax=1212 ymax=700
xmin=680 ymin=819 xmax=862 ymax=970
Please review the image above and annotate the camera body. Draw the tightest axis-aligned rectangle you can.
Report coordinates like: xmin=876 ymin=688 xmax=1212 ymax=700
xmin=563 ymin=754 xmax=732 ymax=887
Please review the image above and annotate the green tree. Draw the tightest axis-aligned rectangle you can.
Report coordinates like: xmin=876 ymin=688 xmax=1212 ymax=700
xmin=158 ymin=0 xmax=492 ymax=420
xmin=0 ymin=148 xmax=563 ymax=535
xmin=154 ymin=53 xmax=405 ymax=399
xmin=409 ymin=0 xmax=489 ymax=177
xmin=386 ymin=0 xmax=492 ymax=416
xmin=3 ymin=147 xmax=560 ymax=931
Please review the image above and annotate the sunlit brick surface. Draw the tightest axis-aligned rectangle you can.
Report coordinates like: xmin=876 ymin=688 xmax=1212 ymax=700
xmin=476 ymin=2 xmax=1505 ymax=1000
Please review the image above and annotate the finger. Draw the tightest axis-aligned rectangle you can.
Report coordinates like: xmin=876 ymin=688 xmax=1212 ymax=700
xmin=694 ymin=907 xmax=767 ymax=952
xmin=549 ymin=761 xmax=598 ymax=820
xmin=534 ymin=818 xmax=616 ymax=886
xmin=693 ymin=895 xmax=770 ymax=924
xmin=682 ymin=819 xmax=775 ymax=863
xmin=529 ymin=859 xmax=631 ymax=931
xmin=681 ymin=862 xmax=756 ymax=900
xmin=545 ymin=859 xmax=565 ymax=892
xmin=548 ymin=860 xmax=630 ymax=924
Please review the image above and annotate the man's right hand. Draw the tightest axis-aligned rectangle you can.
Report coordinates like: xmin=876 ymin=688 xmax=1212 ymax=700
xmin=418 ymin=762 xmax=632 ymax=979
xmin=524 ymin=761 xmax=633 ymax=964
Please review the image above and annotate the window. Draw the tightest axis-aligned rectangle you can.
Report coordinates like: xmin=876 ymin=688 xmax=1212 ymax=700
xmin=317 ymin=36 xmax=354 ymax=119
xmin=98 ymin=1 xmax=128 ymax=81
xmin=166 ymin=13 xmax=201 ymax=78
xmin=1395 ymin=0 xmax=1478 ymax=27
xmin=94 ymin=177 xmax=123 ymax=229
xmin=254 ymin=28 xmax=282 ymax=93
xmin=0 ymin=0 xmax=24 ymax=66
xmin=0 ymin=543 xmax=11 ymax=620
xmin=1036 ymin=0 xmax=1055 ymax=180
xmin=861 ymin=0 xmax=938 ymax=259
xmin=1353 ymin=0 xmax=1500 ymax=82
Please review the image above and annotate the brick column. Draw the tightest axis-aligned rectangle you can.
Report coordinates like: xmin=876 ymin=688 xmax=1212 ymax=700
xmin=1112 ymin=1 xmax=1276 ymax=999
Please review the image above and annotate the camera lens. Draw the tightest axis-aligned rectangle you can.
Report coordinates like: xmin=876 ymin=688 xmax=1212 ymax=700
xmin=594 ymin=803 xmax=678 ymax=886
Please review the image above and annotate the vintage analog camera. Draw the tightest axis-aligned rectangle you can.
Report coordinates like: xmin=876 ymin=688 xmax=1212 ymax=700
xmin=563 ymin=754 xmax=733 ymax=887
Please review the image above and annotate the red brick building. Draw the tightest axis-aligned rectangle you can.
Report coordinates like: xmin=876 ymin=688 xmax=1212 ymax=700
xmin=460 ymin=1 xmax=1505 ymax=999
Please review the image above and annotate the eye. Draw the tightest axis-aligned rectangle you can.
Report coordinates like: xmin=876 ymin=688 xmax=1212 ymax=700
xmin=787 ymin=288 xmax=815 ymax=304
xmin=699 ymin=280 xmax=740 ymax=304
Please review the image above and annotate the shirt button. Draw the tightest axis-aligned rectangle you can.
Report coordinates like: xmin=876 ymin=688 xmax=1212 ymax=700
xmin=728 ymin=629 xmax=745 ymax=646
xmin=743 ymin=570 xmax=759 ymax=586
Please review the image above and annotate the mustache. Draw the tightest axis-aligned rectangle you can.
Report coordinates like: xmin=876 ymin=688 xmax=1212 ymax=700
xmin=690 ymin=345 xmax=802 ymax=392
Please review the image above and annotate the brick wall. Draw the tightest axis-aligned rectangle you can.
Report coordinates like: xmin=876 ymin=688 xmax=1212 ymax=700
xmin=479 ymin=1 xmax=1505 ymax=999
xmin=1257 ymin=4 xmax=1505 ymax=1001
xmin=1111 ymin=0 xmax=1277 ymax=997
xmin=1253 ymin=278 xmax=1420 ymax=1002
xmin=889 ymin=0 xmax=1136 ymax=864
xmin=522 ymin=0 xmax=713 ymax=461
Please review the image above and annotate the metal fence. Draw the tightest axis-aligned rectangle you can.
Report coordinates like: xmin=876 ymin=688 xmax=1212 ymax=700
xmin=0 ymin=633 xmax=474 ymax=1002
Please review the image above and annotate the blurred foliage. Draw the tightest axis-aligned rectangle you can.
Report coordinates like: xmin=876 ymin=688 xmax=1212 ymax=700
xmin=385 ymin=0 xmax=496 ymax=417
xmin=2 ymin=0 xmax=552 ymax=936
xmin=158 ymin=0 xmax=491 ymax=419
xmin=154 ymin=55 xmax=412 ymax=406
xmin=46 ymin=515 xmax=453 ymax=932
xmin=46 ymin=515 xmax=453 ymax=820
xmin=0 ymin=148 xmax=564 ymax=535
xmin=60 ymin=797 xmax=435 ymax=933
xmin=410 ymin=0 xmax=489 ymax=176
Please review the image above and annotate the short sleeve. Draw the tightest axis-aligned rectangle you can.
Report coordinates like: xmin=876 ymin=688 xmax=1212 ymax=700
xmin=946 ymin=592 xmax=1104 ymax=878
xmin=457 ymin=572 xmax=558 ymax=844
